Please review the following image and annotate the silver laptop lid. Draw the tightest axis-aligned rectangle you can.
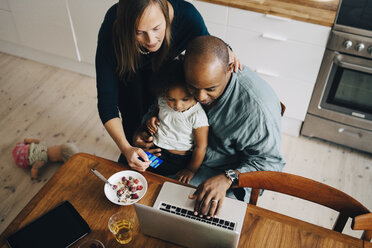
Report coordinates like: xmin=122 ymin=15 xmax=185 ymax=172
xmin=134 ymin=203 xmax=241 ymax=248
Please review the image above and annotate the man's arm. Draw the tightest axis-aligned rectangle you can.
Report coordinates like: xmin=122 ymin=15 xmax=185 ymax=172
xmin=235 ymin=115 xmax=285 ymax=174
xmin=190 ymin=112 xmax=285 ymax=217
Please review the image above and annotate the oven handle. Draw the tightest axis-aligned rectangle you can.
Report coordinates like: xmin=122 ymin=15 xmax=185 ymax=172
xmin=334 ymin=54 xmax=372 ymax=74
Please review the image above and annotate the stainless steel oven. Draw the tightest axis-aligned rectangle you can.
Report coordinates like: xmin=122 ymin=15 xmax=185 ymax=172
xmin=301 ymin=0 xmax=372 ymax=154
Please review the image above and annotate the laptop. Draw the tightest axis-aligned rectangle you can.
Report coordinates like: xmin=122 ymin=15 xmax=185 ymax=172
xmin=134 ymin=182 xmax=247 ymax=248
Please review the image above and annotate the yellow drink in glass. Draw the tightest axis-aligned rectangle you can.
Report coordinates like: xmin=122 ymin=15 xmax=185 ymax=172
xmin=109 ymin=219 xmax=134 ymax=244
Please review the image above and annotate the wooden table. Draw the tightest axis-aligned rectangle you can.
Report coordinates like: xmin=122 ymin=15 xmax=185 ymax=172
xmin=0 ymin=153 xmax=367 ymax=248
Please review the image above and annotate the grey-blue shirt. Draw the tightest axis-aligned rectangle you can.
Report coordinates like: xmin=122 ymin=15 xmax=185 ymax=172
xmin=189 ymin=66 xmax=286 ymax=202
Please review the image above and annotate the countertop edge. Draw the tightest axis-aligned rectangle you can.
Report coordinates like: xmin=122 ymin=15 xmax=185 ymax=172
xmin=197 ymin=0 xmax=339 ymax=27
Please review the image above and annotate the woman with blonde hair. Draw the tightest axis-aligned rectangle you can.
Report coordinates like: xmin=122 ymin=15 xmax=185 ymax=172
xmin=96 ymin=0 xmax=241 ymax=171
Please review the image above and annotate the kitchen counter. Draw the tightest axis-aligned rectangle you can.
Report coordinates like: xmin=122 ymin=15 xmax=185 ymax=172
xmin=198 ymin=0 xmax=340 ymax=26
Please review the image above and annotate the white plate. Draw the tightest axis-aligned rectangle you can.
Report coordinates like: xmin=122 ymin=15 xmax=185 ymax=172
xmin=104 ymin=170 xmax=148 ymax=206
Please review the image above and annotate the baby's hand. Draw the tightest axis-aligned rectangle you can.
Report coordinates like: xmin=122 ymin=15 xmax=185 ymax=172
xmin=176 ymin=169 xmax=195 ymax=184
xmin=146 ymin=117 xmax=160 ymax=136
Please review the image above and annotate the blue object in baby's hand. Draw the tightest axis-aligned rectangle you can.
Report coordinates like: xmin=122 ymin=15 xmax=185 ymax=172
xmin=139 ymin=151 xmax=163 ymax=168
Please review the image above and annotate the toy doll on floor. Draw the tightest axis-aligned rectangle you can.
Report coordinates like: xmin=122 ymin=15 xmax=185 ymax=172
xmin=12 ymin=138 xmax=78 ymax=179
xmin=145 ymin=59 xmax=209 ymax=184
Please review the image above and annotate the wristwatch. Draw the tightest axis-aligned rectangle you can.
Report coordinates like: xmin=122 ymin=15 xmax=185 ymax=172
xmin=225 ymin=170 xmax=239 ymax=185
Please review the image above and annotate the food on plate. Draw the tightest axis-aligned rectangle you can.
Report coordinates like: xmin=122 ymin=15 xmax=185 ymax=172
xmin=114 ymin=175 xmax=144 ymax=203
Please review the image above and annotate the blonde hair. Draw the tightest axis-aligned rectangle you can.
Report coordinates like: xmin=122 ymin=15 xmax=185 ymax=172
xmin=60 ymin=143 xmax=78 ymax=162
xmin=113 ymin=0 xmax=172 ymax=80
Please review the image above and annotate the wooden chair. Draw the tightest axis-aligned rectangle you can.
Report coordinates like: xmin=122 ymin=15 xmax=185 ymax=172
xmin=238 ymin=171 xmax=371 ymax=240
xmin=280 ymin=101 xmax=286 ymax=116
xmin=352 ymin=213 xmax=372 ymax=241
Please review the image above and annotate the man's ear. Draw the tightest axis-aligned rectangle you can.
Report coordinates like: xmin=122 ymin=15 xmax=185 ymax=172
xmin=227 ymin=63 xmax=234 ymax=74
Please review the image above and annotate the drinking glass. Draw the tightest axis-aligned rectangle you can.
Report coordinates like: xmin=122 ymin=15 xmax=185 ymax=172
xmin=108 ymin=211 xmax=135 ymax=244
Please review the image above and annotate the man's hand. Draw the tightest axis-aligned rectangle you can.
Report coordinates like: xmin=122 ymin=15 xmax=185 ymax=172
xmin=146 ymin=117 xmax=160 ymax=136
xmin=188 ymin=174 xmax=232 ymax=218
xmin=133 ymin=129 xmax=161 ymax=157
xmin=123 ymin=146 xmax=151 ymax=172
xmin=176 ymin=169 xmax=195 ymax=184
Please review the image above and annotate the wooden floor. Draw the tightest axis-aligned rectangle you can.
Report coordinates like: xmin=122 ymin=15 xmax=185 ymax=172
xmin=0 ymin=52 xmax=371 ymax=238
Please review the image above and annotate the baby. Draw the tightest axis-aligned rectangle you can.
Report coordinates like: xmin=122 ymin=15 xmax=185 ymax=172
xmin=13 ymin=138 xmax=78 ymax=179
xmin=146 ymin=59 xmax=209 ymax=184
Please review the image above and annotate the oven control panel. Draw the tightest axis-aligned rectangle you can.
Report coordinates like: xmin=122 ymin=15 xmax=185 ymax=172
xmin=328 ymin=31 xmax=372 ymax=58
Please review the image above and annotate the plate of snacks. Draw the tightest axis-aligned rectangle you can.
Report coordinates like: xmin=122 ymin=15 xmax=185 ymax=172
xmin=104 ymin=170 xmax=148 ymax=205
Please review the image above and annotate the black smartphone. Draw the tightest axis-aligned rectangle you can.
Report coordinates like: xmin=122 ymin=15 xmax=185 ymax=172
xmin=6 ymin=201 xmax=90 ymax=248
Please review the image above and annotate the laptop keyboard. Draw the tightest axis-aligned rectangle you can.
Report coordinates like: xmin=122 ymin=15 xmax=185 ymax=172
xmin=159 ymin=202 xmax=236 ymax=231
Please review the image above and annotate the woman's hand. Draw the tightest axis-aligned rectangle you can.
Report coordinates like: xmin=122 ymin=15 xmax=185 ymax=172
xmin=146 ymin=117 xmax=160 ymax=136
xmin=228 ymin=48 xmax=243 ymax=73
xmin=122 ymin=146 xmax=151 ymax=172
xmin=176 ymin=169 xmax=195 ymax=184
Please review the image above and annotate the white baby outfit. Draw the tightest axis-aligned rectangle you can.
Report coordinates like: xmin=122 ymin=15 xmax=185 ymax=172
xmin=153 ymin=97 xmax=209 ymax=151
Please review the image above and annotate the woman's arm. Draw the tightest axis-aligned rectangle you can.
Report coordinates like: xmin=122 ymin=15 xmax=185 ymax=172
xmin=176 ymin=126 xmax=208 ymax=184
xmin=96 ymin=5 xmax=151 ymax=170
xmin=104 ymin=118 xmax=151 ymax=171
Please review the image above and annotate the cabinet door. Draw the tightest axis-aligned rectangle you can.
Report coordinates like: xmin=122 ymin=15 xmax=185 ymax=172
xmin=193 ymin=0 xmax=228 ymax=40
xmin=228 ymin=7 xmax=330 ymax=47
xmin=227 ymin=26 xmax=325 ymax=84
xmin=67 ymin=0 xmax=117 ymax=64
xmin=0 ymin=0 xmax=10 ymax=10
xmin=259 ymin=74 xmax=315 ymax=120
xmin=0 ymin=9 xmax=19 ymax=43
xmin=8 ymin=0 xmax=78 ymax=60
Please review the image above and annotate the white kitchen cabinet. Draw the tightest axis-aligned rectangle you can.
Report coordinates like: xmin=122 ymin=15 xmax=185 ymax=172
xmin=0 ymin=0 xmax=10 ymax=11
xmin=193 ymin=1 xmax=228 ymax=25
xmin=0 ymin=9 xmax=19 ymax=43
xmin=7 ymin=0 xmax=78 ymax=60
xmin=193 ymin=0 xmax=228 ymax=40
xmin=259 ymin=74 xmax=315 ymax=121
xmin=225 ymin=8 xmax=330 ymax=122
xmin=67 ymin=0 xmax=117 ymax=64
xmin=204 ymin=22 xmax=227 ymax=41
xmin=227 ymin=26 xmax=325 ymax=86
xmin=228 ymin=8 xmax=330 ymax=46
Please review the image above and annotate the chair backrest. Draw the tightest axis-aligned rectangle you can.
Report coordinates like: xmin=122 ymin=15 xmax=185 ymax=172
xmin=238 ymin=171 xmax=370 ymax=240
xmin=352 ymin=213 xmax=372 ymax=241
xmin=280 ymin=102 xmax=286 ymax=116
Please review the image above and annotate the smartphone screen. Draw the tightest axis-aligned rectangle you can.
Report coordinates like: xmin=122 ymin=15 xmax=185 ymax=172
xmin=6 ymin=201 xmax=90 ymax=248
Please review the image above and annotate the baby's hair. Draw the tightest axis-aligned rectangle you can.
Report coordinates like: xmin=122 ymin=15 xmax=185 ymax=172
xmin=151 ymin=58 xmax=188 ymax=97
xmin=60 ymin=143 xmax=78 ymax=162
